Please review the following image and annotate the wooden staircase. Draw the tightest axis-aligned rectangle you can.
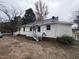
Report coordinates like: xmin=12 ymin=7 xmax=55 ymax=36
xmin=32 ymin=33 xmax=39 ymax=42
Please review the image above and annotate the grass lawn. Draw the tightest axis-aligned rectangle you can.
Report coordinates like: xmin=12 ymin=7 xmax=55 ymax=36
xmin=0 ymin=35 xmax=79 ymax=59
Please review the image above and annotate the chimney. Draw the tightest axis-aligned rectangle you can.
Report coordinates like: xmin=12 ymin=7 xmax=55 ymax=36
xmin=52 ymin=16 xmax=55 ymax=19
xmin=52 ymin=16 xmax=59 ymax=22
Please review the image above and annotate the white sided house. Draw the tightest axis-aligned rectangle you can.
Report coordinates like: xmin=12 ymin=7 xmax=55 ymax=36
xmin=16 ymin=17 xmax=73 ymax=41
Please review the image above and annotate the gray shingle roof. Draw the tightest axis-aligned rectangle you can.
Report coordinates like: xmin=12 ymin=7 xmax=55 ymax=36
xmin=22 ymin=18 xmax=73 ymax=27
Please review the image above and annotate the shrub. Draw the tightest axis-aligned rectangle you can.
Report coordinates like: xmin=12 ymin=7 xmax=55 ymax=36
xmin=57 ymin=35 xmax=75 ymax=45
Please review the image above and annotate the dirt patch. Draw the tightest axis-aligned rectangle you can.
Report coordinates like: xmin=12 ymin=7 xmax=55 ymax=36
xmin=0 ymin=36 xmax=79 ymax=59
xmin=0 ymin=46 xmax=11 ymax=56
xmin=8 ymin=42 xmax=68 ymax=59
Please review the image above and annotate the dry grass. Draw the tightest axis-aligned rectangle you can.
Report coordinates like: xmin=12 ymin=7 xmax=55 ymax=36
xmin=0 ymin=35 xmax=79 ymax=59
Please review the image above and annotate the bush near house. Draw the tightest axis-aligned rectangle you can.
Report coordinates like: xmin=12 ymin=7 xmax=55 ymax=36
xmin=57 ymin=35 xmax=75 ymax=45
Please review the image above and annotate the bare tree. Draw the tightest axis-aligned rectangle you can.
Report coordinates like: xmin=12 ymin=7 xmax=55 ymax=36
xmin=0 ymin=3 xmax=23 ymax=34
xmin=0 ymin=5 xmax=23 ymax=21
xmin=35 ymin=0 xmax=48 ymax=21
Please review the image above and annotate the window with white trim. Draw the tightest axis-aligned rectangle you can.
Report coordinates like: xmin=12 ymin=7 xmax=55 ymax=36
xmin=30 ymin=27 xmax=32 ymax=31
xmin=46 ymin=25 xmax=51 ymax=30
xmin=23 ymin=27 xmax=25 ymax=32
xmin=37 ymin=26 xmax=41 ymax=32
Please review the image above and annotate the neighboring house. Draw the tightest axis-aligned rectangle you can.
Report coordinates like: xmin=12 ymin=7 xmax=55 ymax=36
xmin=72 ymin=28 xmax=79 ymax=40
xmin=15 ymin=17 xmax=73 ymax=41
xmin=73 ymin=15 xmax=79 ymax=40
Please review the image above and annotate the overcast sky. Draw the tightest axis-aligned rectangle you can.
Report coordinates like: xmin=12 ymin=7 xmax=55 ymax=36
xmin=0 ymin=0 xmax=79 ymax=21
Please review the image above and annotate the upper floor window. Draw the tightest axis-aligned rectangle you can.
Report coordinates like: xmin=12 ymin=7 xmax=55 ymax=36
xmin=47 ymin=25 xmax=51 ymax=30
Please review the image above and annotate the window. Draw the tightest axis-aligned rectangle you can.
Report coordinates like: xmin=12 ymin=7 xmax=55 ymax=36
xmin=30 ymin=27 xmax=32 ymax=31
xmin=47 ymin=25 xmax=51 ymax=30
xmin=23 ymin=27 xmax=25 ymax=32
xmin=37 ymin=26 xmax=41 ymax=32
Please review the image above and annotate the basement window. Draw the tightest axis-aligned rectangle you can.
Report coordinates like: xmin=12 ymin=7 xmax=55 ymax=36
xmin=47 ymin=25 xmax=51 ymax=30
